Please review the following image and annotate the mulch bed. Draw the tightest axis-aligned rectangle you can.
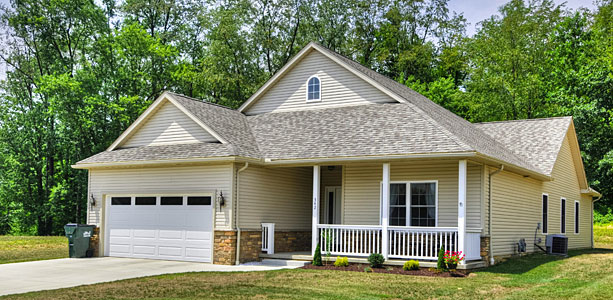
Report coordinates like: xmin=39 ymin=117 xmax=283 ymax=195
xmin=301 ymin=263 xmax=469 ymax=277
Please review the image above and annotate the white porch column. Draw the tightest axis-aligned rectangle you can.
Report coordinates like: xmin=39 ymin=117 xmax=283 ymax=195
xmin=458 ymin=160 xmax=467 ymax=264
xmin=381 ymin=163 xmax=390 ymax=259
xmin=312 ymin=165 xmax=320 ymax=256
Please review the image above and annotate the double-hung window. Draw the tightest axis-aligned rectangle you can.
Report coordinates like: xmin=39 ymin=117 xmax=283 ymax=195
xmin=389 ymin=182 xmax=437 ymax=227
xmin=561 ymin=198 xmax=566 ymax=234
xmin=575 ymin=201 xmax=580 ymax=234
xmin=542 ymin=194 xmax=548 ymax=234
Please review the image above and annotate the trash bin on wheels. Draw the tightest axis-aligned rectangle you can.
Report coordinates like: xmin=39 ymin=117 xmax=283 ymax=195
xmin=63 ymin=223 xmax=95 ymax=258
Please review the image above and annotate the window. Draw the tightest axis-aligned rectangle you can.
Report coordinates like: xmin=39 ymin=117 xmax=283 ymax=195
xmin=187 ymin=196 xmax=211 ymax=205
xmin=542 ymin=194 xmax=548 ymax=234
xmin=575 ymin=201 xmax=580 ymax=234
xmin=561 ymin=198 xmax=566 ymax=234
xmin=410 ymin=183 xmax=437 ymax=227
xmin=111 ymin=197 xmax=131 ymax=205
xmin=161 ymin=196 xmax=183 ymax=205
xmin=306 ymin=76 xmax=321 ymax=101
xmin=135 ymin=197 xmax=156 ymax=205
xmin=389 ymin=184 xmax=407 ymax=226
xmin=388 ymin=182 xmax=436 ymax=227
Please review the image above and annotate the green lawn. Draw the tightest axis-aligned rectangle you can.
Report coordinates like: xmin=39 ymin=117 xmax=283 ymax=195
xmin=1 ymin=248 xmax=612 ymax=300
xmin=1 ymin=228 xmax=612 ymax=299
xmin=0 ymin=236 xmax=67 ymax=264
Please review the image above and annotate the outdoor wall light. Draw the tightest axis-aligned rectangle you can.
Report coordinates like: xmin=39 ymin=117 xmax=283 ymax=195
xmin=218 ymin=191 xmax=225 ymax=207
xmin=89 ymin=194 xmax=96 ymax=207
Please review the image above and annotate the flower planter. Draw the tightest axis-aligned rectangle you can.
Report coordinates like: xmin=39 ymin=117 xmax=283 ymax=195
xmin=446 ymin=263 xmax=457 ymax=270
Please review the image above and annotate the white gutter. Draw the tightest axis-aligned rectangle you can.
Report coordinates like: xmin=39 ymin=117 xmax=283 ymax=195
xmin=488 ymin=165 xmax=504 ymax=265
xmin=235 ymin=162 xmax=249 ymax=265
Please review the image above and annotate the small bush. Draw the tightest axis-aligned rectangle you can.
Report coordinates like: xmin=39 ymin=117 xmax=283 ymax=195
xmin=334 ymin=256 xmax=349 ymax=267
xmin=368 ymin=253 xmax=385 ymax=268
xmin=437 ymin=247 xmax=446 ymax=271
xmin=403 ymin=260 xmax=419 ymax=271
xmin=364 ymin=266 xmax=373 ymax=273
xmin=312 ymin=243 xmax=322 ymax=266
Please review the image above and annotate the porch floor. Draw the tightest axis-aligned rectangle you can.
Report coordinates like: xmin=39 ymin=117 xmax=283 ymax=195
xmin=259 ymin=252 xmax=486 ymax=270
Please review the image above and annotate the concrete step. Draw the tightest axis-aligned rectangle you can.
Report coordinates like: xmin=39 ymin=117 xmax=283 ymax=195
xmin=260 ymin=259 xmax=310 ymax=267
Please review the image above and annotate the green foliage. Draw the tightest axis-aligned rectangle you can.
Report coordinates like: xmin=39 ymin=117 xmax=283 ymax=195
xmin=595 ymin=208 xmax=613 ymax=225
xmin=0 ymin=0 xmax=611 ymax=235
xmin=437 ymin=247 xmax=446 ymax=271
xmin=334 ymin=256 xmax=349 ymax=267
xmin=312 ymin=243 xmax=322 ymax=266
xmin=367 ymin=253 xmax=384 ymax=268
xmin=403 ymin=260 xmax=419 ymax=271
xmin=363 ymin=266 xmax=372 ymax=273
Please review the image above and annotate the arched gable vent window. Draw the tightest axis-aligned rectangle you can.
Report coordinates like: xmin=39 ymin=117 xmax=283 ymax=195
xmin=306 ymin=76 xmax=321 ymax=102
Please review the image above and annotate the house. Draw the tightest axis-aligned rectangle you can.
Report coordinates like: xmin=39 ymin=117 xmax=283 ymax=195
xmin=73 ymin=42 xmax=601 ymax=268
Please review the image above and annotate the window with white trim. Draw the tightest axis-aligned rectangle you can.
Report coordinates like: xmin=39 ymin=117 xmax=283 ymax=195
xmin=389 ymin=182 xmax=437 ymax=227
xmin=306 ymin=76 xmax=321 ymax=101
xmin=561 ymin=198 xmax=566 ymax=234
xmin=575 ymin=201 xmax=580 ymax=234
xmin=542 ymin=194 xmax=548 ymax=234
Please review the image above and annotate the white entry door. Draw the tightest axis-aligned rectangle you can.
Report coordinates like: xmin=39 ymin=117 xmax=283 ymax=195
xmin=323 ymin=187 xmax=342 ymax=224
xmin=106 ymin=195 xmax=213 ymax=262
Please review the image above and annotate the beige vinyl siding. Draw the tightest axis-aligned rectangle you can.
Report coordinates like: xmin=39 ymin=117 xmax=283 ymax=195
xmin=237 ymin=165 xmax=312 ymax=231
xmin=87 ymin=164 xmax=233 ymax=228
xmin=490 ymin=133 xmax=593 ymax=257
xmin=542 ymin=135 xmax=591 ymax=249
xmin=244 ymin=50 xmax=396 ymax=115
xmin=342 ymin=161 xmax=481 ymax=228
xmin=119 ymin=100 xmax=218 ymax=148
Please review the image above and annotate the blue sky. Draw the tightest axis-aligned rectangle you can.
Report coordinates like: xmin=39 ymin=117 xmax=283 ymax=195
xmin=449 ymin=0 xmax=596 ymax=36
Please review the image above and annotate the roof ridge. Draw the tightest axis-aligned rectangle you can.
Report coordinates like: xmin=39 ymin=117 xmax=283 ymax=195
xmin=167 ymin=91 xmax=237 ymax=112
xmin=475 ymin=116 xmax=572 ymax=125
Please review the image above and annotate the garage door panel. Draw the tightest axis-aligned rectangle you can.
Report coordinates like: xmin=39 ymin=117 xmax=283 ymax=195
xmin=132 ymin=245 xmax=156 ymax=255
xmin=107 ymin=195 xmax=212 ymax=263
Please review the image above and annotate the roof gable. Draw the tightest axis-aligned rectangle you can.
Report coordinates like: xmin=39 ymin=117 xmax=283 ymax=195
xmin=239 ymin=42 xmax=406 ymax=114
xmin=107 ymin=92 xmax=227 ymax=151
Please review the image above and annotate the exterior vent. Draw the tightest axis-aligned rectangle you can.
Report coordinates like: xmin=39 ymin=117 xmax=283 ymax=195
xmin=545 ymin=234 xmax=568 ymax=255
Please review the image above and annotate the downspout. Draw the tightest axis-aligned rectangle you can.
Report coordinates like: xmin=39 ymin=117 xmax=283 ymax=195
xmin=235 ymin=162 xmax=249 ymax=265
xmin=488 ymin=165 xmax=504 ymax=265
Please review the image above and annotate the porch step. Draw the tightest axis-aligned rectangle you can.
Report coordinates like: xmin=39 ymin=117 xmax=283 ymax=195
xmin=260 ymin=259 xmax=310 ymax=267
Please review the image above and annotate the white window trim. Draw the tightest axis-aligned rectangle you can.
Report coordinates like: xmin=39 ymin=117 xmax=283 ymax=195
xmin=542 ymin=193 xmax=549 ymax=235
xmin=560 ymin=197 xmax=566 ymax=234
xmin=574 ymin=200 xmax=580 ymax=235
xmin=388 ymin=180 xmax=439 ymax=227
xmin=305 ymin=75 xmax=322 ymax=102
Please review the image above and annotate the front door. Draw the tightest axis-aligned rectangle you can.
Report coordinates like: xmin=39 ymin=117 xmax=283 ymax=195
xmin=323 ymin=187 xmax=342 ymax=224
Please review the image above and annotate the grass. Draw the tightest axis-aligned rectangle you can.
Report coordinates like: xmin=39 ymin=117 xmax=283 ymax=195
xmin=1 ymin=227 xmax=612 ymax=299
xmin=594 ymin=224 xmax=613 ymax=249
xmin=0 ymin=236 xmax=67 ymax=264
xmin=1 ymin=248 xmax=612 ymax=300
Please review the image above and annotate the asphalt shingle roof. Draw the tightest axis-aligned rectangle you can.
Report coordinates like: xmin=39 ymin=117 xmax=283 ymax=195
xmin=75 ymin=44 xmax=572 ymax=175
xmin=474 ymin=117 xmax=572 ymax=175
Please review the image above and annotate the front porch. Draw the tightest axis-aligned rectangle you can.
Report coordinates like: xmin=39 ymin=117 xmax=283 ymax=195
xmin=256 ymin=160 xmax=487 ymax=268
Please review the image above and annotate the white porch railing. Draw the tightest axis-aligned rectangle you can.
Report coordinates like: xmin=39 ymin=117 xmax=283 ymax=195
xmin=261 ymin=223 xmax=275 ymax=254
xmin=316 ymin=224 xmax=477 ymax=261
xmin=387 ymin=226 xmax=458 ymax=260
xmin=318 ymin=224 xmax=382 ymax=257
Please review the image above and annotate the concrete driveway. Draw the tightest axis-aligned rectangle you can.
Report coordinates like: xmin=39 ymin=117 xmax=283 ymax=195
xmin=0 ymin=257 xmax=297 ymax=296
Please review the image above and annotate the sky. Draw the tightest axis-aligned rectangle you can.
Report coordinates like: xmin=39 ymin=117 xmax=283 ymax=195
xmin=449 ymin=0 xmax=597 ymax=36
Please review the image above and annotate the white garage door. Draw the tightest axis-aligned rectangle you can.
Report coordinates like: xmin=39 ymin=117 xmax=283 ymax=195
xmin=106 ymin=195 xmax=213 ymax=262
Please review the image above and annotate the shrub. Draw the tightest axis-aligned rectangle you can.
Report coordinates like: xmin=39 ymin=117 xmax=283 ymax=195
xmin=312 ymin=243 xmax=322 ymax=266
xmin=364 ymin=266 xmax=373 ymax=273
xmin=437 ymin=247 xmax=446 ymax=271
xmin=403 ymin=260 xmax=419 ymax=271
xmin=334 ymin=256 xmax=349 ymax=267
xmin=368 ymin=253 xmax=385 ymax=268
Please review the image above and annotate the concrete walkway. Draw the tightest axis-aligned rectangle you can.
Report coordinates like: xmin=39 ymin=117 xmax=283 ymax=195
xmin=0 ymin=257 xmax=298 ymax=296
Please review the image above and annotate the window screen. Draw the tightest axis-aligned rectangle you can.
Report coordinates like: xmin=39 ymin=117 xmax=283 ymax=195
xmin=542 ymin=194 xmax=548 ymax=233
xmin=161 ymin=196 xmax=183 ymax=205
xmin=111 ymin=197 xmax=131 ymax=205
xmin=187 ymin=196 xmax=211 ymax=205
xmin=135 ymin=197 xmax=156 ymax=205
xmin=561 ymin=198 xmax=566 ymax=234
